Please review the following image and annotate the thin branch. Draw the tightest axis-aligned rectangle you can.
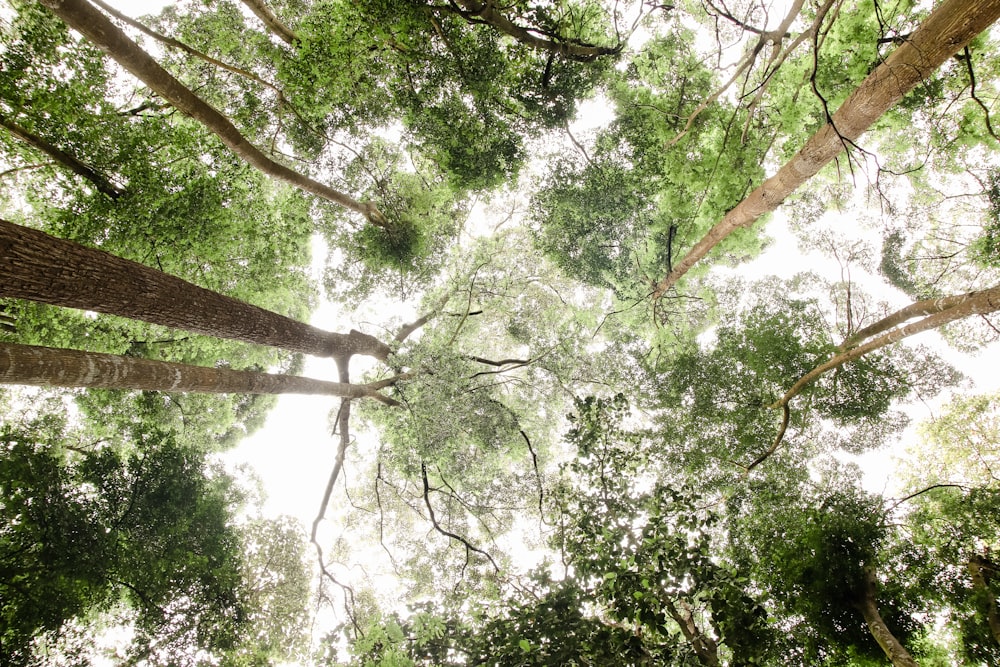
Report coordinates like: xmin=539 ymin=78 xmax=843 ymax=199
xmin=421 ymin=462 xmax=501 ymax=574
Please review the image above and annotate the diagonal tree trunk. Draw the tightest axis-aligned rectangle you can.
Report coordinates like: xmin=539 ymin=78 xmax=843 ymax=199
xmin=0 ymin=218 xmax=392 ymax=360
xmin=838 ymin=291 xmax=981 ymax=350
xmin=0 ymin=342 xmax=395 ymax=402
xmin=0 ymin=114 xmax=123 ymax=199
xmin=446 ymin=0 xmax=621 ymax=61
xmin=652 ymin=0 xmax=1000 ymax=298
xmin=746 ymin=283 xmax=1000 ymax=470
xmin=853 ymin=567 xmax=920 ymax=667
xmin=240 ymin=0 xmax=297 ymax=45
xmin=38 ymin=0 xmax=389 ymax=228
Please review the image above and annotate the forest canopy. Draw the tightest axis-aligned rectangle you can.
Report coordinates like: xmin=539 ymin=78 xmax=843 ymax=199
xmin=2 ymin=0 xmax=1000 ymax=664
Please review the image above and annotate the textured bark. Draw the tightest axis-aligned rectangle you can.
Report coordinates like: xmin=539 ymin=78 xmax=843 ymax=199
xmin=448 ymin=0 xmax=620 ymax=61
xmin=38 ymin=0 xmax=388 ymax=227
xmin=0 ymin=114 xmax=123 ymax=199
xmin=854 ymin=568 xmax=920 ymax=667
xmin=0 ymin=218 xmax=392 ymax=360
xmin=0 ymin=342 xmax=384 ymax=398
xmin=240 ymin=0 xmax=297 ymax=45
xmin=652 ymin=0 xmax=1000 ymax=297
xmin=968 ymin=555 xmax=1000 ymax=645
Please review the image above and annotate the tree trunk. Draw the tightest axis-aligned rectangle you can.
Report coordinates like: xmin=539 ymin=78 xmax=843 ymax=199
xmin=38 ymin=0 xmax=388 ymax=227
xmin=652 ymin=0 xmax=1000 ymax=297
xmin=0 ymin=342 xmax=391 ymax=400
xmin=0 ymin=218 xmax=392 ymax=360
xmin=664 ymin=598 xmax=720 ymax=667
xmin=240 ymin=0 xmax=297 ymax=45
xmin=968 ymin=555 xmax=1000 ymax=645
xmin=776 ymin=283 xmax=1000 ymax=407
xmin=449 ymin=0 xmax=620 ymax=61
xmin=0 ymin=114 xmax=123 ymax=199
xmin=839 ymin=291 xmax=982 ymax=349
xmin=854 ymin=567 xmax=920 ymax=667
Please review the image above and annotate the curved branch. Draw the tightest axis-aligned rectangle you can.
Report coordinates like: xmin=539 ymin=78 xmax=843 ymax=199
xmin=744 ymin=403 xmax=791 ymax=471
xmin=0 ymin=114 xmax=123 ymax=198
xmin=239 ymin=0 xmax=297 ymax=45
xmin=421 ymin=462 xmax=501 ymax=574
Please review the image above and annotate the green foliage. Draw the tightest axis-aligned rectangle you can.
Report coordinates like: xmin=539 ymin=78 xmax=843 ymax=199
xmin=0 ymin=409 xmax=247 ymax=666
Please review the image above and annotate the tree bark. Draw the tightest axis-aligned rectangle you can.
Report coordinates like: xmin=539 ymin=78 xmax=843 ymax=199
xmin=0 ymin=114 xmax=123 ymax=199
xmin=853 ymin=567 xmax=920 ymax=667
xmin=776 ymin=283 xmax=1000 ymax=407
xmin=664 ymin=598 xmax=720 ymax=667
xmin=38 ymin=0 xmax=388 ymax=227
xmin=839 ymin=291 xmax=981 ymax=350
xmin=968 ymin=555 xmax=1000 ymax=645
xmin=0 ymin=218 xmax=392 ymax=360
xmin=240 ymin=0 xmax=297 ymax=45
xmin=0 ymin=342 xmax=393 ymax=400
xmin=652 ymin=0 xmax=1000 ymax=297
xmin=447 ymin=0 xmax=620 ymax=61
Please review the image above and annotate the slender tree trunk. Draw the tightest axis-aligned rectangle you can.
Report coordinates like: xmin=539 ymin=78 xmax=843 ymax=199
xmin=652 ymin=0 xmax=1000 ymax=297
xmin=839 ymin=291 xmax=981 ymax=349
xmin=854 ymin=568 xmax=920 ymax=667
xmin=776 ymin=283 xmax=1000 ymax=407
xmin=968 ymin=555 xmax=1000 ymax=645
xmin=0 ymin=218 xmax=392 ymax=360
xmin=240 ymin=0 xmax=297 ymax=45
xmin=0 ymin=114 xmax=123 ymax=199
xmin=746 ymin=283 xmax=1000 ymax=470
xmin=38 ymin=0 xmax=389 ymax=227
xmin=89 ymin=0 xmax=282 ymax=93
xmin=0 ymin=342 xmax=393 ymax=400
xmin=448 ymin=0 xmax=620 ymax=61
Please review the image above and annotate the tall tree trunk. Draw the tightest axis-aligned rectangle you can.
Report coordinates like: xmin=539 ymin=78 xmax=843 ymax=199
xmin=746 ymin=283 xmax=1000 ymax=469
xmin=448 ymin=0 xmax=620 ymax=61
xmin=0 ymin=114 xmax=123 ymax=199
xmin=968 ymin=555 xmax=1000 ymax=645
xmin=0 ymin=342 xmax=393 ymax=401
xmin=853 ymin=568 xmax=920 ymax=667
xmin=652 ymin=0 xmax=1000 ymax=297
xmin=664 ymin=598 xmax=721 ymax=667
xmin=240 ymin=0 xmax=297 ymax=45
xmin=0 ymin=218 xmax=392 ymax=360
xmin=38 ymin=0 xmax=389 ymax=228
xmin=777 ymin=283 xmax=1000 ymax=407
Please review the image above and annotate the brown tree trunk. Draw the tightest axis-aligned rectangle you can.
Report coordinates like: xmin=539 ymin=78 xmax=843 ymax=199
xmin=652 ymin=0 xmax=1000 ymax=297
xmin=449 ymin=0 xmax=620 ymax=61
xmin=0 ymin=342 xmax=393 ymax=401
xmin=664 ymin=598 xmax=720 ymax=667
xmin=854 ymin=568 xmax=920 ymax=667
xmin=968 ymin=555 xmax=1000 ymax=645
xmin=38 ymin=0 xmax=388 ymax=227
xmin=839 ymin=291 xmax=981 ymax=350
xmin=0 ymin=218 xmax=392 ymax=360
xmin=240 ymin=0 xmax=297 ymax=45
xmin=746 ymin=283 xmax=1000 ymax=469
xmin=0 ymin=114 xmax=123 ymax=199
xmin=776 ymin=283 xmax=1000 ymax=407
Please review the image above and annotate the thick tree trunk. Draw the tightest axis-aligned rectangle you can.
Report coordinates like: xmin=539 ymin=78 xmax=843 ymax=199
xmin=652 ymin=0 xmax=1000 ymax=297
xmin=968 ymin=555 xmax=1000 ymax=645
xmin=449 ymin=0 xmax=620 ymax=61
xmin=0 ymin=114 xmax=123 ymax=199
xmin=0 ymin=342 xmax=391 ymax=400
xmin=240 ymin=0 xmax=297 ymax=45
xmin=38 ymin=0 xmax=388 ymax=227
xmin=664 ymin=599 xmax=720 ymax=667
xmin=854 ymin=568 xmax=920 ymax=667
xmin=0 ymin=218 xmax=392 ymax=360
